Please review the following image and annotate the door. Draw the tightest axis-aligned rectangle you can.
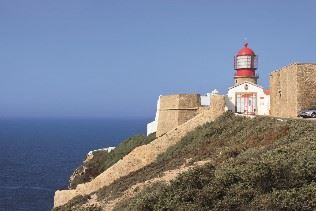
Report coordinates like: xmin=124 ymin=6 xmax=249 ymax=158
xmin=236 ymin=93 xmax=257 ymax=114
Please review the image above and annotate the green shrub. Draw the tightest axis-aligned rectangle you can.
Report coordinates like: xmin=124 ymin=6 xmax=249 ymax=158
xmin=70 ymin=133 xmax=156 ymax=188
xmin=120 ymin=116 xmax=316 ymax=211
xmin=61 ymin=112 xmax=316 ymax=210
xmin=52 ymin=194 xmax=101 ymax=211
xmin=98 ymin=133 xmax=156 ymax=174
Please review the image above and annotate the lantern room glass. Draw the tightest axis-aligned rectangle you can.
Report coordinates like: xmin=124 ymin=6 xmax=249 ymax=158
xmin=234 ymin=55 xmax=257 ymax=69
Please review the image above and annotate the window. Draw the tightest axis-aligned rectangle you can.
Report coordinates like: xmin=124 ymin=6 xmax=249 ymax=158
xmin=234 ymin=55 xmax=257 ymax=69
xmin=236 ymin=56 xmax=252 ymax=68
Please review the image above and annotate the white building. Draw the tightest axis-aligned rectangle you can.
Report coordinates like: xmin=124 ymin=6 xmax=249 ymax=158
xmin=226 ymin=82 xmax=270 ymax=115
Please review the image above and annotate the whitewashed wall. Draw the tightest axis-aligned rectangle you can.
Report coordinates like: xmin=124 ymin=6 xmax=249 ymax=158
xmin=146 ymin=120 xmax=157 ymax=136
xmin=226 ymin=82 xmax=270 ymax=115
xmin=146 ymin=96 xmax=161 ymax=136
xmin=200 ymin=93 xmax=211 ymax=106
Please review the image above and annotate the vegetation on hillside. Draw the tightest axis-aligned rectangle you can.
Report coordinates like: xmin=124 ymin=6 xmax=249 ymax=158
xmin=95 ymin=112 xmax=290 ymax=203
xmin=53 ymin=195 xmax=101 ymax=211
xmin=116 ymin=113 xmax=316 ymax=210
xmin=55 ymin=112 xmax=316 ymax=210
xmin=69 ymin=133 xmax=156 ymax=188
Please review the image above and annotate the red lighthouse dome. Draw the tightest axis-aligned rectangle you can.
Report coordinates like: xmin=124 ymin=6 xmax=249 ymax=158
xmin=237 ymin=43 xmax=255 ymax=56
xmin=234 ymin=43 xmax=258 ymax=85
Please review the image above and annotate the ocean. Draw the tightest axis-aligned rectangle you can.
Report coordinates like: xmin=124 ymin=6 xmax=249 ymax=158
xmin=0 ymin=118 xmax=148 ymax=211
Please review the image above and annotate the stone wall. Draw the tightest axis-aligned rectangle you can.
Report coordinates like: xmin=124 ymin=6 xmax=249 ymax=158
xmin=270 ymin=64 xmax=298 ymax=117
xmin=156 ymin=94 xmax=201 ymax=136
xmin=297 ymin=64 xmax=316 ymax=112
xmin=210 ymin=94 xmax=226 ymax=119
xmin=270 ymin=63 xmax=316 ymax=118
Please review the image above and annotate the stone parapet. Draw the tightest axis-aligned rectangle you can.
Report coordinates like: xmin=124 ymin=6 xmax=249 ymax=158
xmin=159 ymin=94 xmax=201 ymax=110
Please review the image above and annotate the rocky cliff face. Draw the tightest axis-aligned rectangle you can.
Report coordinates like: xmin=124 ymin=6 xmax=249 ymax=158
xmin=68 ymin=148 xmax=115 ymax=189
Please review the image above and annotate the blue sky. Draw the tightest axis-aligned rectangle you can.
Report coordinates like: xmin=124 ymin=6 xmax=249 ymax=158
xmin=0 ymin=0 xmax=315 ymax=118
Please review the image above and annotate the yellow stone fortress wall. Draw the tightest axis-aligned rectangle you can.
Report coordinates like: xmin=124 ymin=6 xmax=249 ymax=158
xmin=297 ymin=64 xmax=316 ymax=112
xmin=270 ymin=63 xmax=316 ymax=118
xmin=156 ymin=94 xmax=201 ymax=136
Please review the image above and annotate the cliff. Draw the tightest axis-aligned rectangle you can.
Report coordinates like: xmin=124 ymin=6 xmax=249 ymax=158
xmin=53 ymin=112 xmax=316 ymax=210
xmin=67 ymin=135 xmax=155 ymax=189
xmin=68 ymin=147 xmax=115 ymax=189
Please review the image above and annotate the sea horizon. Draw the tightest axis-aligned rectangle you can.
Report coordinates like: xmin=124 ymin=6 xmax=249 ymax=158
xmin=0 ymin=117 xmax=148 ymax=211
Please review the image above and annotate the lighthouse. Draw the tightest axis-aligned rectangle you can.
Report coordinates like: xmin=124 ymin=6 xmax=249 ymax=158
xmin=234 ymin=43 xmax=258 ymax=85
xmin=225 ymin=43 xmax=270 ymax=115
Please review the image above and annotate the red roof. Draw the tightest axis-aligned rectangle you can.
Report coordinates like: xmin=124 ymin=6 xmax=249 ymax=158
xmin=264 ymin=89 xmax=270 ymax=95
xmin=237 ymin=43 xmax=255 ymax=56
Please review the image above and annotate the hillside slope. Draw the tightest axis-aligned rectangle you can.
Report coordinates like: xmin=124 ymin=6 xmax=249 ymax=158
xmin=54 ymin=109 xmax=221 ymax=208
xmin=68 ymin=134 xmax=156 ymax=189
xmin=117 ymin=114 xmax=316 ymax=210
xmin=54 ymin=113 xmax=316 ymax=210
